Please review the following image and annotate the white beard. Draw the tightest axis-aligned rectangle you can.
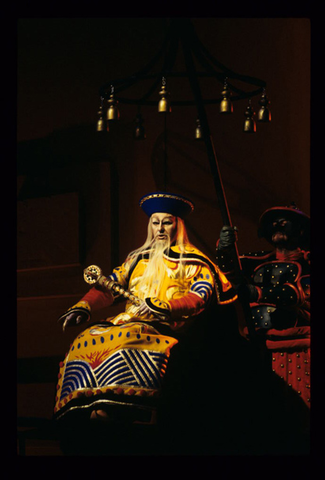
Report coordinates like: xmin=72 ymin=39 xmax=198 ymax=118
xmin=136 ymin=236 xmax=171 ymax=299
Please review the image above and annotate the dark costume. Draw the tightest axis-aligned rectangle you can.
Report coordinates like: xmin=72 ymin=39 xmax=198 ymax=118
xmin=216 ymin=205 xmax=310 ymax=408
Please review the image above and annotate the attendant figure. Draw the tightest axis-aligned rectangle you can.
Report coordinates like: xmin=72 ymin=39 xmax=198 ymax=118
xmin=216 ymin=203 xmax=310 ymax=453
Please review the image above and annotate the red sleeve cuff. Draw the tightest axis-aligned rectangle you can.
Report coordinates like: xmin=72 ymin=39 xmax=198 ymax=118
xmin=168 ymin=292 xmax=205 ymax=319
xmin=81 ymin=286 xmax=114 ymax=311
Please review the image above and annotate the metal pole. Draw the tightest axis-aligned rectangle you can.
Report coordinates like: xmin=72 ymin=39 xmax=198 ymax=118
xmin=181 ymin=29 xmax=241 ymax=268
xmin=181 ymin=24 xmax=257 ymax=341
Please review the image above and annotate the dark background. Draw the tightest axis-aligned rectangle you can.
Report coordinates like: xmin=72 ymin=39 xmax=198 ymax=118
xmin=16 ymin=17 xmax=310 ymax=446
xmin=17 ymin=18 xmax=310 ymax=255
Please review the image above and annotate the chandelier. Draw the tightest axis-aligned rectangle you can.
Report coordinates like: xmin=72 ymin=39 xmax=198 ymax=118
xmin=96 ymin=18 xmax=271 ymax=137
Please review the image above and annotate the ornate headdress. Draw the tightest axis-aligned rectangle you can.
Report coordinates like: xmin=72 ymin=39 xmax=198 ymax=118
xmin=258 ymin=203 xmax=310 ymax=248
xmin=139 ymin=192 xmax=194 ymax=219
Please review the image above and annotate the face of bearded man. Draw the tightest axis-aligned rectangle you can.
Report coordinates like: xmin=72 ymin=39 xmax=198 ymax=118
xmin=151 ymin=213 xmax=177 ymax=245
xmin=271 ymin=218 xmax=290 ymax=244
xmin=271 ymin=217 xmax=303 ymax=249
xmin=134 ymin=213 xmax=177 ymax=299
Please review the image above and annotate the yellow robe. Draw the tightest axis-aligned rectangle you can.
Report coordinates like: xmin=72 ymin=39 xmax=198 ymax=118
xmin=54 ymin=244 xmax=236 ymax=422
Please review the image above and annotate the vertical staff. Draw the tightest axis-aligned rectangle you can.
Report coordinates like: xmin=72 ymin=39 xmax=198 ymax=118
xmin=181 ymin=24 xmax=257 ymax=341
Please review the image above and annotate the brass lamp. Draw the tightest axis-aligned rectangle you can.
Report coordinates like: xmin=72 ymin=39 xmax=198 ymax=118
xmin=158 ymin=77 xmax=172 ymax=113
xmin=134 ymin=111 xmax=146 ymax=139
xmin=243 ymin=99 xmax=256 ymax=133
xmin=258 ymin=89 xmax=271 ymax=122
xmin=195 ymin=118 xmax=203 ymax=140
xmin=96 ymin=106 xmax=105 ymax=132
xmin=220 ymin=79 xmax=233 ymax=114
xmin=107 ymin=85 xmax=120 ymax=121
xmin=96 ymin=97 xmax=107 ymax=132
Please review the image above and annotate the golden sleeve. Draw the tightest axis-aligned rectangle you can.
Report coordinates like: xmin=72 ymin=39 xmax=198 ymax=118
xmin=167 ymin=263 xmax=215 ymax=319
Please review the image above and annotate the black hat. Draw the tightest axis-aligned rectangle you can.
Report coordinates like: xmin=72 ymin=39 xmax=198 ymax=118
xmin=139 ymin=192 xmax=194 ymax=219
xmin=258 ymin=203 xmax=310 ymax=247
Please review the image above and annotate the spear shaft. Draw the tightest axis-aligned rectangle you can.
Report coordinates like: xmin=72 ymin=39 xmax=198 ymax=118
xmin=181 ymin=27 xmax=257 ymax=341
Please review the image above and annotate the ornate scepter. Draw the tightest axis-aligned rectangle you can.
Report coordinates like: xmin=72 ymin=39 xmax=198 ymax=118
xmin=83 ymin=264 xmax=142 ymax=306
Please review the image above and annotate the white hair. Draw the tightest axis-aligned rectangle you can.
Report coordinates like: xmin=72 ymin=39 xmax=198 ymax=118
xmin=126 ymin=215 xmax=192 ymax=299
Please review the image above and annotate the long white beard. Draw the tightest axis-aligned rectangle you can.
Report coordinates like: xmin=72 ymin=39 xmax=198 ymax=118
xmin=136 ymin=236 xmax=171 ymax=300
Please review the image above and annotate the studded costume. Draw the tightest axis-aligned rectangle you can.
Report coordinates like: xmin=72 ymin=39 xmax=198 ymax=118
xmin=54 ymin=193 xmax=236 ymax=424
xmin=216 ymin=205 xmax=310 ymax=407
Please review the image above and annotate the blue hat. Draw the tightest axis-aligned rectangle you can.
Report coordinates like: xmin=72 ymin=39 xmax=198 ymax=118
xmin=139 ymin=192 xmax=194 ymax=219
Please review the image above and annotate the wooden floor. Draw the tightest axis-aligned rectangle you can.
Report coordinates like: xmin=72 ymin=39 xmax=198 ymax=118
xmin=17 ymin=422 xmax=63 ymax=456
xmin=17 ymin=437 xmax=63 ymax=456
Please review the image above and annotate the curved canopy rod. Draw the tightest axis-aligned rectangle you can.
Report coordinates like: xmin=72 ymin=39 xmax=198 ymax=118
xmin=98 ymin=19 xmax=267 ymax=107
